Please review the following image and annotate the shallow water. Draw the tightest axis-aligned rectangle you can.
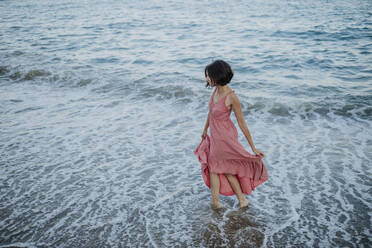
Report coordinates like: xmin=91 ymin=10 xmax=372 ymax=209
xmin=1 ymin=0 xmax=371 ymax=247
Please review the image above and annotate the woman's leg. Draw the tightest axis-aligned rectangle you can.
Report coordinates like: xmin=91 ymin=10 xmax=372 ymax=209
xmin=210 ymin=172 xmax=222 ymax=208
xmin=225 ymin=174 xmax=249 ymax=208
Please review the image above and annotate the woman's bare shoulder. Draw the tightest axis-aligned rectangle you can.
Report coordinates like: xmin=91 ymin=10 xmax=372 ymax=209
xmin=225 ymin=90 xmax=239 ymax=109
xmin=228 ymin=90 xmax=240 ymax=103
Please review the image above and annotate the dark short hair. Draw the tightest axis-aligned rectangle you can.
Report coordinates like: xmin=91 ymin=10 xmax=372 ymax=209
xmin=204 ymin=60 xmax=234 ymax=88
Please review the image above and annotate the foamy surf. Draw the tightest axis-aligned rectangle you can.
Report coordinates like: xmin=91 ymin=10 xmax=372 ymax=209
xmin=1 ymin=0 xmax=371 ymax=247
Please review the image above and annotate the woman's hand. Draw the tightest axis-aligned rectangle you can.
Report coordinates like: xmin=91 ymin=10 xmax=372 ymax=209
xmin=201 ymin=130 xmax=208 ymax=139
xmin=252 ymin=149 xmax=265 ymax=158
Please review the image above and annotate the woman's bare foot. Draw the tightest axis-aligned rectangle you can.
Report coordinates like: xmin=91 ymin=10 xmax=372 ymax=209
xmin=211 ymin=201 xmax=223 ymax=209
xmin=239 ymin=198 xmax=249 ymax=208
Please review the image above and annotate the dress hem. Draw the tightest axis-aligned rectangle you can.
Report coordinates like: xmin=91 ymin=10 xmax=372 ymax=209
xmin=194 ymin=135 xmax=269 ymax=196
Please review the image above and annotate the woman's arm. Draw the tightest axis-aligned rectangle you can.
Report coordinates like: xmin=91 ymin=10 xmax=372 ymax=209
xmin=203 ymin=111 xmax=210 ymax=132
xmin=230 ymin=94 xmax=257 ymax=151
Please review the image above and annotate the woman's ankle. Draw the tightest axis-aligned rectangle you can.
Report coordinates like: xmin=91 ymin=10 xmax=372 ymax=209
xmin=237 ymin=196 xmax=246 ymax=203
xmin=211 ymin=201 xmax=223 ymax=209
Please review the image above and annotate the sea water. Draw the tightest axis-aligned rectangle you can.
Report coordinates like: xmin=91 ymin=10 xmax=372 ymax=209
xmin=0 ymin=0 xmax=371 ymax=247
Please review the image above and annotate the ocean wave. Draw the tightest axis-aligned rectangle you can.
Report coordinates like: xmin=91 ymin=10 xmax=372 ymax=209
xmin=0 ymin=65 xmax=96 ymax=88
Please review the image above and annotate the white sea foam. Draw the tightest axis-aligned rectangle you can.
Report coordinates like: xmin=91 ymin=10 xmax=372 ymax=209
xmin=1 ymin=0 xmax=371 ymax=247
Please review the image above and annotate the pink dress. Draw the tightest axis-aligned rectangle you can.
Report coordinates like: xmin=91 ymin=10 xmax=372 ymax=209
xmin=194 ymin=88 xmax=269 ymax=196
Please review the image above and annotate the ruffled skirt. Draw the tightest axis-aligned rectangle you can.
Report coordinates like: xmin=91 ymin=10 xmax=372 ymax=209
xmin=194 ymin=134 xmax=269 ymax=196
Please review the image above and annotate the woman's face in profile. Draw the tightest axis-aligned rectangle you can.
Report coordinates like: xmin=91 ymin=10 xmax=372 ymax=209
xmin=205 ymin=71 xmax=215 ymax=87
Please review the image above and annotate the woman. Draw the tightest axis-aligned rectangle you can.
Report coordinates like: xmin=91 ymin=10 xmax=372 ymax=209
xmin=194 ymin=59 xmax=269 ymax=209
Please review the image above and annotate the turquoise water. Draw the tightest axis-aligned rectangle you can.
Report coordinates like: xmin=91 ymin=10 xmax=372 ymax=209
xmin=0 ymin=0 xmax=371 ymax=247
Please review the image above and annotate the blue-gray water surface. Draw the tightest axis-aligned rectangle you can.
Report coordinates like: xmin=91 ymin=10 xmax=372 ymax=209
xmin=1 ymin=0 xmax=371 ymax=247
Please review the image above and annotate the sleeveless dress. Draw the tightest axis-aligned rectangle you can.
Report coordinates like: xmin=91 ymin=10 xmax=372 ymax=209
xmin=193 ymin=88 xmax=269 ymax=196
